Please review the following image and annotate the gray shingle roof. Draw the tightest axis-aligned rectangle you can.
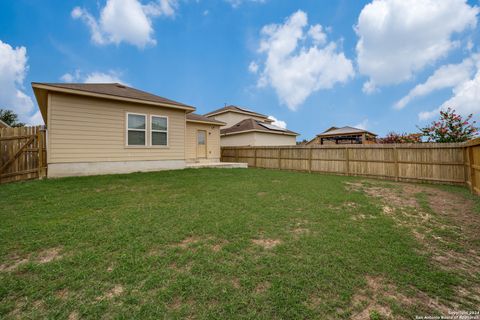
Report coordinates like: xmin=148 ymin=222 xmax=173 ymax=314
xmin=186 ymin=113 xmax=225 ymax=125
xmin=205 ymin=105 xmax=269 ymax=119
xmin=32 ymin=83 xmax=194 ymax=109
xmin=221 ymin=118 xmax=298 ymax=136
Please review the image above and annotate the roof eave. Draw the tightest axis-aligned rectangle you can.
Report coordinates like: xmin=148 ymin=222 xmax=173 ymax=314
xmin=221 ymin=129 xmax=298 ymax=136
xmin=187 ymin=119 xmax=225 ymax=126
xmin=31 ymin=83 xmax=196 ymax=112
xmin=205 ymin=109 xmax=269 ymax=119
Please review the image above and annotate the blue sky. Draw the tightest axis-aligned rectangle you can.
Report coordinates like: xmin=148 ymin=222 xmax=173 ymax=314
xmin=1 ymin=0 xmax=479 ymax=140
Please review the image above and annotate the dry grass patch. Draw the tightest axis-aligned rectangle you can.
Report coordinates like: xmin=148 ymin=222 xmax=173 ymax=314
xmin=68 ymin=311 xmax=79 ymax=320
xmin=252 ymin=238 xmax=282 ymax=249
xmin=254 ymin=281 xmax=271 ymax=294
xmin=346 ymin=180 xmax=480 ymax=310
xmin=350 ymin=276 xmax=451 ymax=320
xmin=174 ymin=236 xmax=201 ymax=249
xmin=96 ymin=285 xmax=124 ymax=301
xmin=0 ymin=247 xmax=63 ymax=272
xmin=257 ymin=191 xmax=268 ymax=197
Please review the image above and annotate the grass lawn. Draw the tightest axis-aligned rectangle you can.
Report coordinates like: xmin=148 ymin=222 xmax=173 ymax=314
xmin=0 ymin=168 xmax=479 ymax=319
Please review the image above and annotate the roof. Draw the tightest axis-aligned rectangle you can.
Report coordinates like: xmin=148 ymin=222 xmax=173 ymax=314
xmin=0 ymin=119 xmax=11 ymax=128
xmin=32 ymin=82 xmax=195 ymax=122
xmin=221 ymin=118 xmax=298 ymax=136
xmin=186 ymin=113 xmax=225 ymax=126
xmin=204 ymin=105 xmax=270 ymax=120
xmin=316 ymin=126 xmax=377 ymax=137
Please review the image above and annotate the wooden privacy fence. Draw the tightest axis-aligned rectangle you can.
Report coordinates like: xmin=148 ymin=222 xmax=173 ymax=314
xmin=464 ymin=138 xmax=480 ymax=194
xmin=0 ymin=126 xmax=46 ymax=184
xmin=221 ymin=143 xmax=470 ymax=185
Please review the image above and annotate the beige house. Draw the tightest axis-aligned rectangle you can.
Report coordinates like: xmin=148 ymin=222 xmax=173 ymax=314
xmin=307 ymin=126 xmax=377 ymax=145
xmin=205 ymin=105 xmax=298 ymax=146
xmin=32 ymin=83 xmax=226 ymax=177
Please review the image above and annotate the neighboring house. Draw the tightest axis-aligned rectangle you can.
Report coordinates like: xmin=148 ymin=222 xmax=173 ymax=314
xmin=0 ymin=119 xmax=11 ymax=128
xmin=32 ymin=83 xmax=224 ymax=177
xmin=307 ymin=126 xmax=377 ymax=145
xmin=205 ymin=105 xmax=298 ymax=146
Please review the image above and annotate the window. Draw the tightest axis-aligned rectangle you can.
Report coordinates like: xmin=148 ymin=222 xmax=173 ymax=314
xmin=151 ymin=116 xmax=168 ymax=146
xmin=127 ymin=113 xmax=146 ymax=146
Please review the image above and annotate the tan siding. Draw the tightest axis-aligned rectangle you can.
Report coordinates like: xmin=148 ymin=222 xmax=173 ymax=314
xmin=186 ymin=122 xmax=221 ymax=161
xmin=48 ymin=93 xmax=187 ymax=163
xmin=254 ymin=132 xmax=297 ymax=146
xmin=220 ymin=132 xmax=256 ymax=146
xmin=210 ymin=112 xmax=268 ymax=129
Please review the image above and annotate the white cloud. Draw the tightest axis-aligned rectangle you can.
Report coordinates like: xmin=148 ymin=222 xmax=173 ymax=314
xmin=356 ymin=0 xmax=479 ymax=89
xmin=72 ymin=0 xmax=178 ymax=48
xmin=362 ymin=80 xmax=377 ymax=94
xmin=419 ymin=69 xmax=480 ymax=120
xmin=60 ymin=70 xmax=128 ymax=84
xmin=226 ymin=0 xmax=266 ymax=8
xmin=396 ymin=55 xmax=479 ymax=109
xmin=267 ymin=115 xmax=287 ymax=129
xmin=0 ymin=40 xmax=38 ymax=124
xmin=254 ymin=10 xmax=354 ymax=111
xmin=307 ymin=24 xmax=327 ymax=46
xmin=248 ymin=61 xmax=259 ymax=74
xmin=354 ymin=119 xmax=369 ymax=130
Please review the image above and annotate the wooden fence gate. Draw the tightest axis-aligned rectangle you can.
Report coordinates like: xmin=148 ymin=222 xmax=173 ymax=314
xmin=0 ymin=126 xmax=47 ymax=184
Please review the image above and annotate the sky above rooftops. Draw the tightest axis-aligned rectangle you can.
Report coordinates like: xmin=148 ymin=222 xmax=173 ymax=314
xmin=1 ymin=0 xmax=479 ymax=140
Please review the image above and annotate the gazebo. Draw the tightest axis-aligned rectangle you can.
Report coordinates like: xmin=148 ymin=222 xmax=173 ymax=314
xmin=307 ymin=126 xmax=377 ymax=145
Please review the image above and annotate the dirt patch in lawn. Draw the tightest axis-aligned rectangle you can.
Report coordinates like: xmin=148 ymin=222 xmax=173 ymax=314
xmin=346 ymin=180 xmax=480 ymax=309
xmin=252 ymin=238 xmax=282 ymax=249
xmin=174 ymin=236 xmax=201 ymax=249
xmin=254 ymin=281 xmax=271 ymax=294
xmin=0 ymin=247 xmax=63 ymax=272
xmin=257 ymin=192 xmax=268 ymax=197
xmin=167 ymin=296 xmax=194 ymax=311
xmin=350 ymin=276 xmax=451 ymax=319
xmin=68 ymin=311 xmax=79 ymax=320
xmin=96 ymin=285 xmax=124 ymax=301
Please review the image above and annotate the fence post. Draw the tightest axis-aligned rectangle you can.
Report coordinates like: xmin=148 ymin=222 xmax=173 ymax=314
xmin=344 ymin=147 xmax=349 ymax=175
xmin=278 ymin=148 xmax=281 ymax=169
xmin=308 ymin=147 xmax=312 ymax=173
xmin=254 ymin=148 xmax=257 ymax=168
xmin=469 ymin=146 xmax=476 ymax=194
xmin=235 ymin=148 xmax=239 ymax=163
xmin=394 ymin=146 xmax=399 ymax=181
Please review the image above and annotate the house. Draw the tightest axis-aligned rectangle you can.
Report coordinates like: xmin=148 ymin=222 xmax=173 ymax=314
xmin=0 ymin=119 xmax=11 ymax=128
xmin=31 ymin=82 xmax=226 ymax=178
xmin=307 ymin=126 xmax=377 ymax=145
xmin=205 ymin=105 xmax=298 ymax=146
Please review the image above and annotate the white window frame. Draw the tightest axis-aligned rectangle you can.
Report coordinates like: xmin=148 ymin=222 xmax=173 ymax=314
xmin=150 ymin=115 xmax=169 ymax=147
xmin=126 ymin=112 xmax=147 ymax=147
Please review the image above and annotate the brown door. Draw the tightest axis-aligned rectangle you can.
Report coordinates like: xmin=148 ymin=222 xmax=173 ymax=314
xmin=197 ymin=130 xmax=207 ymax=159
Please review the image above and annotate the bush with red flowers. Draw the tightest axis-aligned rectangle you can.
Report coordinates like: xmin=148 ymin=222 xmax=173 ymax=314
xmin=418 ymin=108 xmax=478 ymax=143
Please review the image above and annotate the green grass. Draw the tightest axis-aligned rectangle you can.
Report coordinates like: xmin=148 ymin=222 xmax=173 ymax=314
xmin=0 ymin=168 xmax=478 ymax=319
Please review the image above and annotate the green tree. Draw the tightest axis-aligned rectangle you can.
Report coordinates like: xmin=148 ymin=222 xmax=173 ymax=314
xmin=419 ymin=108 xmax=478 ymax=143
xmin=0 ymin=109 xmax=25 ymax=127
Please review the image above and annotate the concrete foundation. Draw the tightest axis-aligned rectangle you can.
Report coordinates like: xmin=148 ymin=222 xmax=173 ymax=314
xmin=48 ymin=160 xmax=186 ymax=178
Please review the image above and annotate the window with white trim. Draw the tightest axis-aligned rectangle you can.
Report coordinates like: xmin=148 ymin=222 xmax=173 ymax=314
xmin=127 ymin=113 xmax=146 ymax=146
xmin=151 ymin=116 xmax=168 ymax=146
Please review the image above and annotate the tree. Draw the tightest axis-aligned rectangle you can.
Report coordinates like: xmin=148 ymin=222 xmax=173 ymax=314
xmin=419 ymin=108 xmax=478 ymax=143
xmin=378 ymin=132 xmax=422 ymax=144
xmin=0 ymin=109 xmax=25 ymax=127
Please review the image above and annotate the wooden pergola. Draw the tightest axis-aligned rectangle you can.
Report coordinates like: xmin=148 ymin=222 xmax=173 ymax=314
xmin=308 ymin=126 xmax=378 ymax=145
